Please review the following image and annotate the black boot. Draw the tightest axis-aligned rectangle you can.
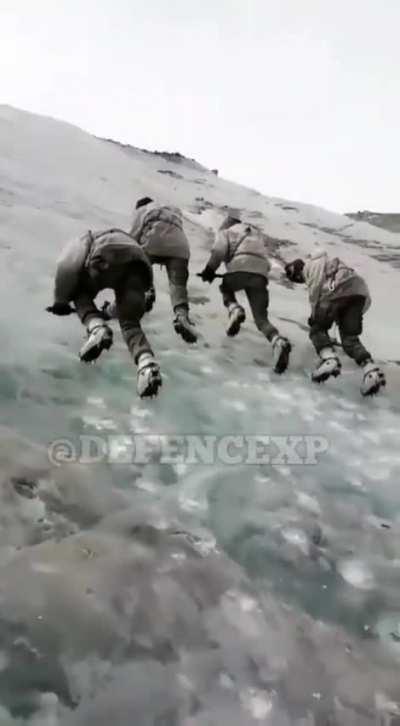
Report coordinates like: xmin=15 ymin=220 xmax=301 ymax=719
xmin=173 ymin=307 xmax=197 ymax=344
xmin=226 ymin=304 xmax=246 ymax=337
xmin=271 ymin=335 xmax=292 ymax=374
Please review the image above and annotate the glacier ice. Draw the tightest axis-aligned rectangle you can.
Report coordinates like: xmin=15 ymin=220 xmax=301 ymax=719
xmin=0 ymin=104 xmax=400 ymax=724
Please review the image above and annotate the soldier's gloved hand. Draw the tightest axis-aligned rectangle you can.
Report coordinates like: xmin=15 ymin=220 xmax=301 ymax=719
xmin=145 ymin=287 xmax=156 ymax=312
xmin=46 ymin=302 xmax=75 ymax=316
xmin=199 ymin=266 xmax=215 ymax=283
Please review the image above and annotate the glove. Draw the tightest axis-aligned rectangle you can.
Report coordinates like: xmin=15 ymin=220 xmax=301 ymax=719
xmin=46 ymin=302 xmax=75 ymax=316
xmin=199 ymin=266 xmax=216 ymax=283
xmin=307 ymin=316 xmax=314 ymax=327
xmin=145 ymin=287 xmax=156 ymax=312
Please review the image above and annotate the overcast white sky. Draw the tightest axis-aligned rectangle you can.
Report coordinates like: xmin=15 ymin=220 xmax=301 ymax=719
xmin=1 ymin=0 xmax=399 ymax=213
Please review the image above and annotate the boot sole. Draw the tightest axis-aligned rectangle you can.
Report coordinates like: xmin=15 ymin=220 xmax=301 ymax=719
xmin=174 ymin=321 xmax=197 ymax=344
xmin=362 ymin=386 xmax=380 ymax=397
xmin=139 ymin=372 xmax=163 ymax=399
xmin=226 ymin=313 xmax=246 ymax=337
xmin=361 ymin=377 xmax=386 ymax=397
xmin=312 ymin=368 xmax=341 ymax=383
xmin=79 ymin=336 xmax=113 ymax=363
xmin=226 ymin=318 xmax=245 ymax=338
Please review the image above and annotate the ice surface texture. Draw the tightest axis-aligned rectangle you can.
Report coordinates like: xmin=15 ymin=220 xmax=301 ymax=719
xmin=0 ymin=104 xmax=400 ymax=724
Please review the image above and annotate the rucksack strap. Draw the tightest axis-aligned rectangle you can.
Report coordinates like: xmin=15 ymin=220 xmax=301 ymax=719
xmin=227 ymin=226 xmax=252 ymax=262
xmin=325 ymin=257 xmax=355 ymax=292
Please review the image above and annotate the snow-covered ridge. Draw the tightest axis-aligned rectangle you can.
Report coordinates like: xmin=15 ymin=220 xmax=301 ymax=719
xmin=98 ymin=134 xmax=211 ymax=173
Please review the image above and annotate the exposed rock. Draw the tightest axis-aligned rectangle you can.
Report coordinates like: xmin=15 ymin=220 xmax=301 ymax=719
xmin=346 ymin=210 xmax=400 ymax=233
xmin=157 ymin=169 xmax=183 ymax=180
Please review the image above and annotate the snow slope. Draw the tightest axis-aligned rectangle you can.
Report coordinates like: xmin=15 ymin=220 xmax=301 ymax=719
xmin=1 ymin=104 xmax=400 ymax=725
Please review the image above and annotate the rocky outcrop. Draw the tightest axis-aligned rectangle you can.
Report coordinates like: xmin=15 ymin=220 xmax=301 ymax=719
xmin=346 ymin=210 xmax=400 ymax=233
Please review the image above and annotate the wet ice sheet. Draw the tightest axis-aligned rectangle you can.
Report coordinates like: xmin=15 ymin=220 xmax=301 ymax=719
xmin=0 ymin=105 xmax=400 ymax=724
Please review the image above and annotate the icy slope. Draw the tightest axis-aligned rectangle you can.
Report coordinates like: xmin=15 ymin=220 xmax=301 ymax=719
xmin=1 ymin=104 xmax=400 ymax=725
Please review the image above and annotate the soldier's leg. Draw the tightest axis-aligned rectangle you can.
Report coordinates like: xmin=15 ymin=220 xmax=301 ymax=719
xmin=144 ymin=254 xmax=158 ymax=313
xmin=309 ymin=304 xmax=341 ymax=383
xmin=337 ymin=296 xmax=385 ymax=397
xmin=245 ymin=276 xmax=291 ymax=373
xmin=115 ymin=270 xmax=162 ymax=398
xmin=73 ymin=288 xmax=113 ymax=363
xmin=337 ymin=296 xmax=371 ymax=365
xmin=115 ymin=272 xmax=154 ymax=363
xmin=165 ymin=258 xmax=197 ymax=343
xmin=245 ymin=279 xmax=278 ymax=342
xmin=220 ymin=273 xmax=246 ymax=337
xmin=165 ymin=257 xmax=189 ymax=311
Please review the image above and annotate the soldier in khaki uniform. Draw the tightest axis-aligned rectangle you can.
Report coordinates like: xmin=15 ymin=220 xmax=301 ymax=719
xmin=285 ymin=250 xmax=386 ymax=396
xmin=199 ymin=216 xmax=291 ymax=374
xmin=47 ymin=228 xmax=162 ymax=398
xmin=129 ymin=197 xmax=197 ymax=344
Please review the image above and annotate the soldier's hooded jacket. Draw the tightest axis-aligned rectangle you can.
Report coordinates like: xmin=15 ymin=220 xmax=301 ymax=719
xmin=129 ymin=202 xmax=190 ymax=260
xmin=206 ymin=222 xmax=272 ymax=279
xmin=303 ymin=248 xmax=371 ymax=315
xmin=51 ymin=229 xmax=153 ymax=305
